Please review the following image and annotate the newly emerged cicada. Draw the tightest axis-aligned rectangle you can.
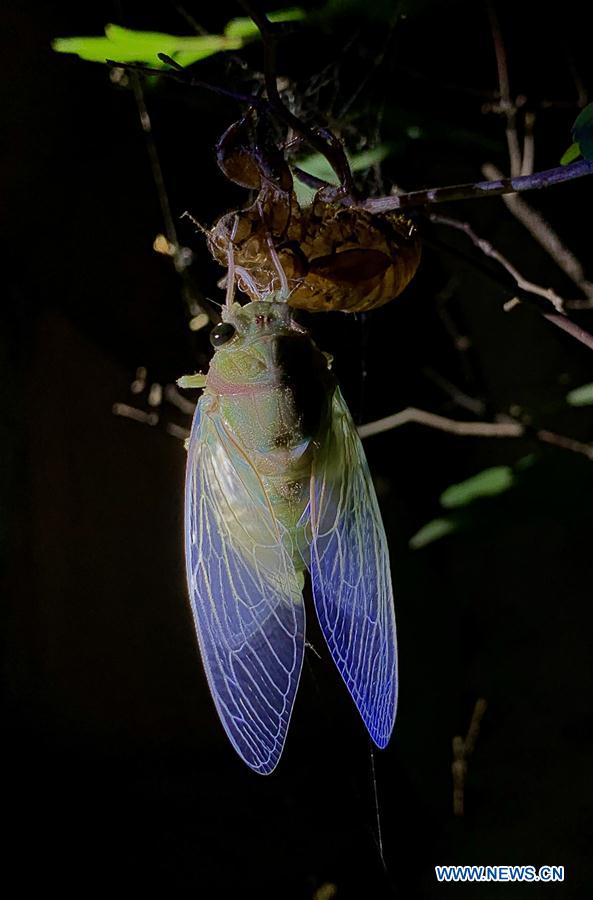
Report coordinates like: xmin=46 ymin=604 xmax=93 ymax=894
xmin=183 ymin=297 xmax=398 ymax=773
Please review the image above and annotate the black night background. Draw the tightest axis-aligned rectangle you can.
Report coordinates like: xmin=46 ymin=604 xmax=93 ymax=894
xmin=3 ymin=1 xmax=593 ymax=897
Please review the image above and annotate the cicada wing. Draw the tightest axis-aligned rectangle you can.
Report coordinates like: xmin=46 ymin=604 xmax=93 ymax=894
xmin=185 ymin=399 xmax=305 ymax=774
xmin=309 ymin=388 xmax=397 ymax=748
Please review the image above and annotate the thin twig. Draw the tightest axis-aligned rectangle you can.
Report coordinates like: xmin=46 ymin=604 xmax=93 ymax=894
xmin=429 ymin=213 xmax=566 ymax=312
xmin=112 ymin=403 xmax=159 ymax=426
xmin=433 ymin=278 xmax=484 ymax=390
xmin=125 ymin=67 xmax=214 ymax=325
xmin=166 ymin=422 xmax=191 ymax=440
xmin=422 ymin=367 xmax=486 ymax=417
xmin=540 ymin=312 xmax=593 ymax=352
xmin=488 ymin=3 xmax=521 ymax=176
xmin=482 ymin=163 xmax=593 ymax=303
xmin=452 ymin=698 xmax=488 ymax=817
xmin=358 ymin=408 xmax=523 ymax=440
xmin=170 ymin=1 xmax=209 ymax=36
xmin=536 ymin=428 xmax=593 ymax=458
xmin=107 ymin=58 xmax=268 ymax=106
xmin=129 ymin=72 xmax=178 ymax=247
xmin=429 ymin=212 xmax=593 ymax=352
xmin=164 ymin=383 xmax=197 ymax=415
xmin=521 ymin=111 xmax=536 ymax=177
xmin=358 ymin=407 xmax=593 ymax=461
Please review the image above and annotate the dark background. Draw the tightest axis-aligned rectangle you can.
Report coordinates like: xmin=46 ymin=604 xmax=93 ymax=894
xmin=3 ymin=1 xmax=593 ymax=896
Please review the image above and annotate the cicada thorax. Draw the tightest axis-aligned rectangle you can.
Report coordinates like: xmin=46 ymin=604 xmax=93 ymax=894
xmin=204 ymin=301 xmax=334 ymax=534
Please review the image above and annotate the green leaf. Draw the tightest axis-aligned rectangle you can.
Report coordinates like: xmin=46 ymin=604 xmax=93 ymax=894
xmin=52 ymin=35 xmax=136 ymax=64
xmin=572 ymin=102 xmax=593 ymax=133
xmin=566 ymin=382 xmax=593 ymax=406
xmin=560 ymin=142 xmax=581 ymax=166
xmin=439 ymin=466 xmax=515 ymax=509
xmin=293 ymin=144 xmax=391 ymax=205
xmin=409 ymin=517 xmax=459 ymax=549
xmin=52 ymin=12 xmax=304 ymax=67
xmin=515 ymin=453 xmax=536 ymax=472
xmin=224 ymin=7 xmax=306 ymax=40
xmin=571 ymin=102 xmax=593 ymax=161
xmin=52 ymin=24 xmax=242 ymax=66
xmin=105 ymin=24 xmax=190 ymax=53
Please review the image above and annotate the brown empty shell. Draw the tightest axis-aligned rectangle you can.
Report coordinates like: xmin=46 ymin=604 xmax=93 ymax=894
xmin=208 ymin=194 xmax=421 ymax=313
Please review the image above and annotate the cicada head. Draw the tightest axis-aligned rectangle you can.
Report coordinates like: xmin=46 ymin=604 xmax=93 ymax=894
xmin=221 ymin=298 xmax=292 ymax=336
xmin=206 ymin=300 xmax=332 ymax=424
xmin=207 ymin=300 xmax=298 ymax=389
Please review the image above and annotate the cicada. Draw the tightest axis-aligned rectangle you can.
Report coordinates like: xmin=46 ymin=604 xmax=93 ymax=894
xmin=183 ymin=297 xmax=397 ymax=773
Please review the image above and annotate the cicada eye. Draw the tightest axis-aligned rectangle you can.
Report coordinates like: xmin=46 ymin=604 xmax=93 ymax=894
xmin=210 ymin=322 xmax=236 ymax=348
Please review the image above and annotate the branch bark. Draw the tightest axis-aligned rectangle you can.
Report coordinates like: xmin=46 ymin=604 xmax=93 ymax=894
xmin=482 ymin=162 xmax=593 ymax=303
xmin=359 ymin=159 xmax=593 ymax=213
xmin=358 ymin=406 xmax=593 ymax=461
xmin=429 ymin=212 xmax=566 ymax=312
xmin=429 ymin=212 xmax=593 ymax=353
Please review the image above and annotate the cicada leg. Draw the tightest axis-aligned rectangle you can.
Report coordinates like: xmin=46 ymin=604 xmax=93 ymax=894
xmin=176 ymin=373 xmax=207 ymax=389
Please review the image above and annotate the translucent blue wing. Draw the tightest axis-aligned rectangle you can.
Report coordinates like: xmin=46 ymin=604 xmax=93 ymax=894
xmin=185 ymin=398 xmax=305 ymax=774
xmin=309 ymin=388 xmax=398 ymax=748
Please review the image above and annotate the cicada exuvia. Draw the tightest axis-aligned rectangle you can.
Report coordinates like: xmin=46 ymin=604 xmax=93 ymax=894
xmin=207 ymin=112 xmax=421 ymax=314
xmin=182 ymin=297 xmax=398 ymax=773
xmin=209 ymin=198 xmax=421 ymax=313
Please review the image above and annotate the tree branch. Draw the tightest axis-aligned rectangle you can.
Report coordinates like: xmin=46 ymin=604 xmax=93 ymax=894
xmin=360 ymin=159 xmax=593 ymax=213
xmin=487 ymin=3 xmax=522 ymax=177
xmin=429 ymin=213 xmax=566 ymax=312
xmin=109 ymin=64 xmax=593 ymax=214
xmin=521 ymin=111 xmax=536 ymax=177
xmin=482 ymin=162 xmax=593 ymax=304
xmin=358 ymin=407 xmax=524 ymax=440
xmin=453 ymin=698 xmax=488 ymax=817
xmin=358 ymin=406 xmax=593 ymax=461
xmin=539 ymin=312 xmax=593 ymax=352
xmin=429 ymin=212 xmax=593 ymax=353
